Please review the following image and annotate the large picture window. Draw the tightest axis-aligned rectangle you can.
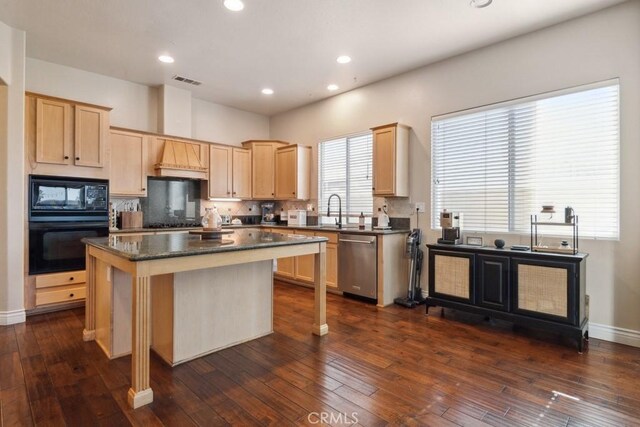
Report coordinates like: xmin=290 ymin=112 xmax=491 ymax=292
xmin=318 ymin=132 xmax=373 ymax=225
xmin=431 ymin=80 xmax=619 ymax=239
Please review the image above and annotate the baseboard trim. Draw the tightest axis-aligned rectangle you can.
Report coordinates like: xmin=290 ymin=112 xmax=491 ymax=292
xmin=0 ymin=309 xmax=26 ymax=325
xmin=589 ymin=322 xmax=640 ymax=348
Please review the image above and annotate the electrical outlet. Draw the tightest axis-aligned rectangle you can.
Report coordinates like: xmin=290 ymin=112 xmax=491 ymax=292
xmin=415 ymin=202 xmax=426 ymax=213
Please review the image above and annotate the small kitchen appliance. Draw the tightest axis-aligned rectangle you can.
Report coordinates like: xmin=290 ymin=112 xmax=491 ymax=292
xmin=261 ymin=202 xmax=276 ymax=225
xmin=374 ymin=205 xmax=390 ymax=229
xmin=394 ymin=228 xmax=425 ymax=308
xmin=287 ymin=209 xmax=307 ymax=226
xmin=437 ymin=210 xmax=462 ymax=245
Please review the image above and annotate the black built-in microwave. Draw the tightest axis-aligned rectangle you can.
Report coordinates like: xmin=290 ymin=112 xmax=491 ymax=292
xmin=29 ymin=175 xmax=109 ymax=222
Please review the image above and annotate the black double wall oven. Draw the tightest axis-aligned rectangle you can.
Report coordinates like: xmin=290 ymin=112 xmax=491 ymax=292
xmin=28 ymin=175 xmax=109 ymax=275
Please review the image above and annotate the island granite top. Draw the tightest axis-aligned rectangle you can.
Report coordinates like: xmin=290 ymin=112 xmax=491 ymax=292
xmin=83 ymin=229 xmax=328 ymax=261
xmin=110 ymin=224 xmax=410 ymax=236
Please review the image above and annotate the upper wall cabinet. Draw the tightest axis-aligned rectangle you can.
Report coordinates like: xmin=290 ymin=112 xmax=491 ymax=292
xmin=275 ymin=145 xmax=311 ymax=200
xmin=242 ymin=140 xmax=289 ymax=199
xmin=371 ymin=123 xmax=410 ymax=197
xmin=206 ymin=145 xmax=252 ymax=199
xmin=109 ymin=129 xmax=148 ymax=197
xmin=26 ymin=93 xmax=111 ymax=179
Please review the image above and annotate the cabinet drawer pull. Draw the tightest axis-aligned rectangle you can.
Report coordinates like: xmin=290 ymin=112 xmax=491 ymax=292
xmin=69 ymin=277 xmax=74 ymax=281
xmin=142 ymin=188 xmax=146 ymax=191
xmin=69 ymin=293 xmax=74 ymax=298
xmin=75 ymin=157 xmax=80 ymax=161
xmin=64 ymin=156 xmax=69 ymax=160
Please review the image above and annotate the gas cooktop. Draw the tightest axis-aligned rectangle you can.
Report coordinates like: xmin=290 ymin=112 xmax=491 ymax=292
xmin=147 ymin=222 xmax=202 ymax=229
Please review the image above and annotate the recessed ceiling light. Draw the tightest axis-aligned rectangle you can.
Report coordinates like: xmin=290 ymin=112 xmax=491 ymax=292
xmin=336 ymin=55 xmax=351 ymax=64
xmin=327 ymin=84 xmax=339 ymax=91
xmin=470 ymin=0 xmax=492 ymax=8
xmin=224 ymin=0 xmax=244 ymax=11
xmin=158 ymin=55 xmax=174 ymax=64
xmin=261 ymin=88 xmax=274 ymax=95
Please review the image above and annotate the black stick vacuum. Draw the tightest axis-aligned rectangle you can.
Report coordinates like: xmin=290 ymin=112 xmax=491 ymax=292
xmin=394 ymin=228 xmax=426 ymax=308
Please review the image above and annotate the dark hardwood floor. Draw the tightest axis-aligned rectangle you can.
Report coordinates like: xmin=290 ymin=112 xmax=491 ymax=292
xmin=2 ymin=281 xmax=640 ymax=426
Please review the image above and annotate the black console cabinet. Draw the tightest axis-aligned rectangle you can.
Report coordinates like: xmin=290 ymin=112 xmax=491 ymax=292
xmin=426 ymin=244 xmax=589 ymax=351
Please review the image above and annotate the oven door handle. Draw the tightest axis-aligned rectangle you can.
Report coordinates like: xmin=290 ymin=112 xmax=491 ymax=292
xmin=28 ymin=221 xmax=109 ymax=230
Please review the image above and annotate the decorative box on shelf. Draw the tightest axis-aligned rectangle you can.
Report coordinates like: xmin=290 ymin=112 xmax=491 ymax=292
xmin=530 ymin=214 xmax=578 ymax=255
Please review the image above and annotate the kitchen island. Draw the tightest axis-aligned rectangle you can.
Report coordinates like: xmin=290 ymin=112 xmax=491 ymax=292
xmin=82 ymin=229 xmax=328 ymax=409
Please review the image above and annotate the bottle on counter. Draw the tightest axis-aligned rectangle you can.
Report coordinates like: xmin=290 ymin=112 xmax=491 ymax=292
xmin=359 ymin=212 xmax=365 ymax=230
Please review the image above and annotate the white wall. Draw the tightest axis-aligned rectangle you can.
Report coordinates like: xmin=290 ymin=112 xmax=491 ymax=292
xmin=0 ymin=20 xmax=26 ymax=325
xmin=270 ymin=2 xmax=640 ymax=344
xmin=26 ymin=58 xmax=158 ymax=132
xmin=192 ymin=98 xmax=269 ymax=145
xmin=25 ymin=58 xmax=270 ymax=144
xmin=158 ymin=84 xmax=192 ymax=138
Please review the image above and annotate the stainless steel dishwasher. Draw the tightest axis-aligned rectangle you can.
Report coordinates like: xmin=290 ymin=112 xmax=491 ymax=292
xmin=338 ymin=234 xmax=377 ymax=300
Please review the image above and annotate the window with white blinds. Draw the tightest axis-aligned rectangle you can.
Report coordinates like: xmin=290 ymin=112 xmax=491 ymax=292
xmin=318 ymin=133 xmax=373 ymax=224
xmin=431 ymin=80 xmax=619 ymax=239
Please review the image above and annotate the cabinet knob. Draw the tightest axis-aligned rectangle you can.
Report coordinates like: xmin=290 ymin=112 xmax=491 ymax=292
xmin=64 ymin=156 xmax=69 ymax=160
xmin=292 ymin=192 xmax=296 ymax=195
xmin=75 ymin=157 xmax=80 ymax=161
xmin=227 ymin=191 xmax=231 ymax=195
xmin=271 ymin=193 xmax=274 ymax=196
xmin=142 ymin=188 xmax=146 ymax=191
xmin=372 ymin=187 xmax=375 ymax=190
xmin=69 ymin=277 xmax=74 ymax=281
xmin=69 ymin=293 xmax=75 ymax=298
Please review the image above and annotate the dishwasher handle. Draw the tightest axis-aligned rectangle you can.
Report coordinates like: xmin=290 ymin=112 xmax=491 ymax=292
xmin=340 ymin=238 xmax=375 ymax=244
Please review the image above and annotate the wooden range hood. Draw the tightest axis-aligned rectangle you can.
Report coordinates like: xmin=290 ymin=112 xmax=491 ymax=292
xmin=155 ymin=139 xmax=208 ymax=180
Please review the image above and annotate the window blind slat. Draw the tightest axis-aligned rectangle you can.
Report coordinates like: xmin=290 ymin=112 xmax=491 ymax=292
xmin=319 ymin=132 xmax=373 ymax=224
xmin=432 ymin=82 xmax=619 ymax=239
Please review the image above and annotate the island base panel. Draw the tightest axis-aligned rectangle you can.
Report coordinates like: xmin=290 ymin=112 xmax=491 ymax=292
xmin=152 ymin=261 xmax=274 ymax=365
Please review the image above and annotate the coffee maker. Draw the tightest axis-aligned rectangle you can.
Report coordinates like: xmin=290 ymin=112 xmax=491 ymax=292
xmin=261 ymin=202 xmax=276 ymax=225
xmin=437 ymin=210 xmax=462 ymax=245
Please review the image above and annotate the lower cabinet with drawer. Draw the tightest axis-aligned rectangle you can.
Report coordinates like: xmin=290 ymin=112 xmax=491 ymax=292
xmin=33 ymin=270 xmax=87 ymax=307
xmin=426 ymin=244 xmax=589 ymax=351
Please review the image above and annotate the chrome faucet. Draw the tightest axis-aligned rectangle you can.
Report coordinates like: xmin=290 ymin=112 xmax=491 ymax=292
xmin=327 ymin=193 xmax=342 ymax=229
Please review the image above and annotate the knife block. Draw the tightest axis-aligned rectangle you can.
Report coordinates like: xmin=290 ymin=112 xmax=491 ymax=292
xmin=121 ymin=211 xmax=143 ymax=229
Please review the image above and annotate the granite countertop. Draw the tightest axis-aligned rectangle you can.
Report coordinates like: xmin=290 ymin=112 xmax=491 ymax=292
xmin=109 ymin=227 xmax=204 ymax=234
xmin=110 ymin=224 xmax=410 ymax=236
xmin=238 ymin=224 xmax=411 ymax=235
xmin=84 ymin=229 xmax=328 ymax=261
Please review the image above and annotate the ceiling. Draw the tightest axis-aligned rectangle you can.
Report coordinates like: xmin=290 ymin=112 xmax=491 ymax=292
xmin=0 ymin=0 xmax=626 ymax=116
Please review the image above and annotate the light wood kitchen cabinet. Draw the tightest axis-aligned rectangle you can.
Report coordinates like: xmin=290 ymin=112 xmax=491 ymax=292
xmin=206 ymin=145 xmax=252 ymax=199
xmin=275 ymin=145 xmax=311 ymax=200
xmin=294 ymin=230 xmax=316 ymax=283
xmin=35 ymin=98 xmax=73 ymax=165
xmin=74 ymin=105 xmax=108 ymax=167
xmin=232 ymin=148 xmax=252 ymax=199
xmin=315 ymin=231 xmax=338 ymax=288
xmin=371 ymin=123 xmax=410 ymax=197
xmin=276 ymin=256 xmax=295 ymax=279
xmin=110 ymin=129 xmax=148 ymax=197
xmin=241 ymin=140 xmax=289 ymax=199
xmin=26 ymin=93 xmax=111 ymax=178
